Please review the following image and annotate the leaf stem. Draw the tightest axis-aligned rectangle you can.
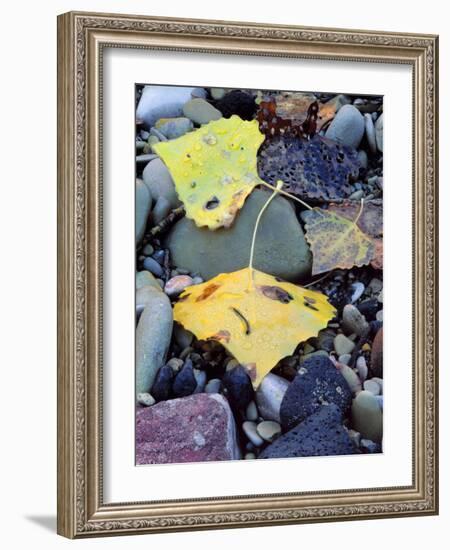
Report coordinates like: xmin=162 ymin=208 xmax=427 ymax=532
xmin=258 ymin=180 xmax=313 ymax=210
xmin=248 ymin=180 xmax=284 ymax=287
xmin=354 ymin=198 xmax=364 ymax=225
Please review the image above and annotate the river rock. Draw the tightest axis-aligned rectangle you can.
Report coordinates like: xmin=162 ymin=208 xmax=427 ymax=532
xmin=142 ymin=158 xmax=181 ymax=210
xmin=242 ymin=421 xmax=264 ymax=447
xmin=173 ymin=323 xmax=194 ymax=349
xmin=136 ymin=290 xmax=173 ymax=395
xmin=375 ymin=113 xmax=383 ymax=152
xmin=136 ymin=86 xmax=206 ymax=127
xmin=155 ymin=117 xmax=193 ymax=139
xmin=325 ymin=104 xmax=365 ymax=149
xmin=334 ymin=333 xmax=355 ymax=355
xmin=143 ymin=256 xmax=164 ymax=278
xmin=136 ymin=285 xmax=163 ymax=317
xmin=351 ymin=390 xmax=383 ymax=443
xmin=136 ymin=393 xmax=240 ymax=463
xmin=280 ymin=355 xmax=352 ymax=431
xmin=151 ymin=364 xmax=174 ymax=402
xmin=371 ymin=327 xmax=383 ymax=377
xmin=255 ymin=373 xmax=290 ymax=422
xmin=257 ymin=420 xmax=281 ymax=442
xmin=260 ymin=404 xmax=357 ymax=459
xmin=183 ymin=98 xmax=222 ymax=125
xmin=342 ymin=304 xmax=370 ymax=336
xmin=165 ymin=275 xmax=193 ymax=297
xmin=136 ymin=271 xmax=161 ymax=291
xmin=222 ymin=365 xmax=254 ymax=411
xmin=364 ymin=113 xmax=377 ymax=153
xmin=173 ymin=359 xmax=197 ymax=397
xmin=205 ymin=378 xmax=222 ymax=394
xmin=152 ymin=196 xmax=172 ymax=225
xmin=165 ymin=189 xmax=312 ymax=281
xmin=136 ymin=180 xmax=152 ymax=243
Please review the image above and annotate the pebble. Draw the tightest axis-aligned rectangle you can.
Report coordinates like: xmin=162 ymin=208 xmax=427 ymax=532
xmin=154 ymin=117 xmax=193 ymax=139
xmin=136 ymin=270 xmax=161 ymax=291
xmin=183 ymin=98 xmax=222 ymax=125
xmin=375 ymin=395 xmax=383 ymax=410
xmin=342 ymin=304 xmax=370 ymax=336
xmin=351 ymin=390 xmax=383 ymax=443
xmin=242 ymin=421 xmax=264 ymax=447
xmin=136 ymin=290 xmax=173 ymax=395
xmin=165 ymin=189 xmax=312 ymax=282
xmin=356 ymin=356 xmax=368 ymax=382
xmin=192 ymin=276 xmax=204 ymax=285
xmin=256 ymin=421 xmax=282 ymax=442
xmin=255 ymin=373 xmax=290 ymax=422
xmin=193 ymin=368 xmax=207 ymax=393
xmin=142 ymin=244 xmax=154 ymax=256
xmin=246 ymin=401 xmax=259 ymax=422
xmin=375 ymin=113 xmax=383 ymax=152
xmin=372 ymin=377 xmax=383 ymax=394
xmin=338 ymin=364 xmax=362 ymax=394
xmin=338 ymin=353 xmax=352 ymax=365
xmin=151 ymin=365 xmax=174 ymax=402
xmin=368 ymin=278 xmax=383 ymax=294
xmin=142 ymin=158 xmax=181 ymax=210
xmin=222 ymin=365 xmax=254 ymax=411
xmin=360 ymin=439 xmax=381 ymax=453
xmin=376 ymin=310 xmax=383 ymax=322
xmin=152 ymin=196 xmax=172 ymax=225
xmin=173 ymin=323 xmax=194 ymax=349
xmin=357 ymin=149 xmax=368 ymax=170
xmin=152 ymin=250 xmax=166 ymax=264
xmin=143 ymin=256 xmax=164 ymax=277
xmin=165 ymin=275 xmax=194 ymax=297
xmin=364 ymin=379 xmax=381 ymax=395
xmin=316 ymin=329 xmax=336 ymax=352
xmin=325 ymin=104 xmax=365 ymax=148
xmin=136 ymin=180 xmax=152 ymax=244
xmin=334 ymin=333 xmax=356 ymax=356
xmin=137 ymin=392 xmax=155 ymax=407
xmin=166 ymin=357 xmax=184 ymax=373
xmin=280 ymin=355 xmax=352 ymax=431
xmin=205 ymin=378 xmax=222 ymax=394
xmin=225 ymin=358 xmax=240 ymax=371
xmin=136 ymin=85 xmax=206 ymax=127
xmin=364 ymin=113 xmax=377 ymax=153
xmin=210 ymin=87 xmax=227 ymax=100
xmin=349 ymin=189 xmax=364 ymax=200
xmin=350 ymin=282 xmax=365 ymax=303
xmin=172 ymin=359 xmax=197 ymax=397
xmin=244 ymin=452 xmax=256 ymax=460
xmin=136 ymin=285 xmax=163 ymax=317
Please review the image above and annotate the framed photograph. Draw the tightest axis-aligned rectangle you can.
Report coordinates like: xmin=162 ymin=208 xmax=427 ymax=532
xmin=57 ymin=11 xmax=439 ymax=538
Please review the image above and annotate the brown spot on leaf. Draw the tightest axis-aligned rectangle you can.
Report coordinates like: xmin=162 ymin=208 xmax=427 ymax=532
xmin=210 ymin=330 xmax=231 ymax=343
xmin=258 ymin=285 xmax=293 ymax=304
xmin=195 ymin=283 xmax=220 ymax=302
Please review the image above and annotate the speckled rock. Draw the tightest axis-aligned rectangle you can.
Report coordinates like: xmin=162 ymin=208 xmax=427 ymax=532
xmin=351 ymin=390 xmax=383 ymax=443
xmin=260 ymin=405 xmax=357 ymax=459
xmin=183 ymin=98 xmax=222 ymax=125
xmin=165 ymin=189 xmax=312 ymax=282
xmin=222 ymin=365 xmax=254 ymax=411
xmin=136 ymin=290 xmax=173 ymax=396
xmin=325 ymin=104 xmax=365 ymax=149
xmin=280 ymin=355 xmax=352 ymax=431
xmin=136 ymin=393 xmax=240 ymax=464
xmin=255 ymin=373 xmax=290 ymax=422
xmin=142 ymin=158 xmax=181 ymax=210
xmin=136 ymin=180 xmax=152 ymax=243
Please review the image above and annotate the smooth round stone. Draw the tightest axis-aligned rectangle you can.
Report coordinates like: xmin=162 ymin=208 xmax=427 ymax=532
xmin=136 ymin=85 xmax=206 ymax=127
xmin=152 ymin=196 xmax=172 ymax=225
xmin=364 ymin=379 xmax=381 ymax=395
xmin=351 ymin=390 xmax=383 ymax=442
xmin=154 ymin=117 xmax=193 ymax=139
xmin=350 ymin=282 xmax=365 ymax=303
xmin=375 ymin=113 xmax=383 ymax=152
xmin=372 ymin=377 xmax=383 ymax=393
xmin=375 ymin=395 xmax=383 ymax=410
xmin=136 ymin=180 xmax=152 ymax=244
xmin=368 ymin=277 xmax=383 ymax=294
xmin=246 ymin=401 xmax=259 ymax=422
xmin=244 ymin=452 xmax=256 ymax=460
xmin=193 ymin=368 xmax=207 ymax=394
xmin=349 ymin=189 xmax=364 ymax=200
xmin=183 ymin=98 xmax=222 ymax=125
xmin=210 ymin=87 xmax=227 ymax=100
xmin=142 ymin=158 xmax=181 ymax=210
xmin=364 ymin=113 xmax=377 ymax=153
xmin=136 ymin=291 xmax=173 ymax=395
xmin=136 ymin=270 xmax=161 ymax=291
xmin=256 ymin=421 xmax=281 ymax=442
xmin=166 ymin=357 xmax=184 ymax=373
xmin=339 ymin=364 xmax=362 ymax=394
xmin=172 ymin=359 xmax=197 ymax=397
xmin=242 ymin=421 xmax=264 ymax=447
xmin=173 ymin=323 xmax=194 ymax=349
xmin=356 ymin=356 xmax=368 ymax=382
xmin=376 ymin=309 xmax=383 ymax=322
xmin=142 ymin=244 xmax=154 ymax=256
xmin=325 ymin=104 xmax=365 ymax=148
xmin=205 ymin=378 xmax=222 ymax=394
xmin=137 ymin=392 xmax=155 ymax=407
xmin=255 ymin=373 xmax=290 ymax=422
xmin=338 ymin=353 xmax=352 ymax=365
xmin=357 ymin=149 xmax=368 ymax=170
xmin=192 ymin=276 xmax=204 ymax=285
xmin=143 ymin=257 xmax=164 ymax=277
xmin=334 ymin=333 xmax=356 ymax=355
xmin=165 ymin=189 xmax=312 ymax=282
xmin=165 ymin=275 xmax=193 ymax=297
xmin=342 ymin=304 xmax=370 ymax=336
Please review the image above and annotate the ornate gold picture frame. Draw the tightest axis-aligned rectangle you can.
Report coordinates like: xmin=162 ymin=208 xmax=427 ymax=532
xmin=57 ymin=11 xmax=438 ymax=538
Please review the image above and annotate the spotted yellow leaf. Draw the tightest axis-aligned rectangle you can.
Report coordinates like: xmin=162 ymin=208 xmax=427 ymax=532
xmin=174 ymin=267 xmax=336 ymax=388
xmin=304 ymin=206 xmax=376 ymax=275
xmin=153 ymin=116 xmax=266 ymax=230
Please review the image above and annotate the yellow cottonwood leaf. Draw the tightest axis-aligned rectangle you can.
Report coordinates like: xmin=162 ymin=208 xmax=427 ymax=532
xmin=304 ymin=207 xmax=376 ymax=275
xmin=153 ymin=116 xmax=266 ymax=230
xmin=174 ymin=267 xmax=336 ymax=388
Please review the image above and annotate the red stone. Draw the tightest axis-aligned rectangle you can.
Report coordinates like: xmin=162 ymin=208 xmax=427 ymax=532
xmin=136 ymin=393 xmax=240 ymax=464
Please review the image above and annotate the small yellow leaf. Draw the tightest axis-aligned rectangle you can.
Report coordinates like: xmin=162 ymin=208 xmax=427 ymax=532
xmin=153 ymin=116 xmax=266 ymax=230
xmin=174 ymin=267 xmax=336 ymax=388
xmin=304 ymin=207 xmax=376 ymax=275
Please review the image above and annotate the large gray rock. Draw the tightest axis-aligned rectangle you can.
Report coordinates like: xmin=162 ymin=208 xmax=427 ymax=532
xmin=375 ymin=113 xmax=383 ymax=152
xmin=326 ymin=104 xmax=365 ymax=149
xmin=136 ymin=86 xmax=206 ymax=127
xmin=183 ymin=98 xmax=222 ymax=125
xmin=351 ymin=390 xmax=383 ymax=443
xmin=142 ymin=158 xmax=181 ymax=210
xmin=136 ymin=180 xmax=152 ymax=243
xmin=136 ymin=290 xmax=173 ymax=396
xmin=165 ymin=189 xmax=312 ymax=281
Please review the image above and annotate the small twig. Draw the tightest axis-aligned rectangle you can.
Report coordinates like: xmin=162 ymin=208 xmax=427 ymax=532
xmin=353 ymin=198 xmax=364 ymax=225
xmin=163 ymin=249 xmax=170 ymax=284
xmin=149 ymin=206 xmax=185 ymax=236
xmin=304 ymin=271 xmax=333 ymax=288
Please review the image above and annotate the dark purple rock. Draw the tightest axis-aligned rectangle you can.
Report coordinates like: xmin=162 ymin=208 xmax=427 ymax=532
xmin=280 ymin=355 xmax=352 ymax=431
xmin=356 ymin=299 xmax=379 ymax=321
xmin=151 ymin=365 xmax=174 ymax=402
xmin=172 ymin=359 xmax=197 ymax=397
xmin=222 ymin=365 xmax=254 ymax=411
xmin=136 ymin=393 xmax=240 ymax=464
xmin=259 ymin=404 xmax=357 ymax=459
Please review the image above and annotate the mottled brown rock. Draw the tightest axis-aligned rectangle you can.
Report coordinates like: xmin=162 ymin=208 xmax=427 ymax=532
xmin=371 ymin=327 xmax=383 ymax=377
